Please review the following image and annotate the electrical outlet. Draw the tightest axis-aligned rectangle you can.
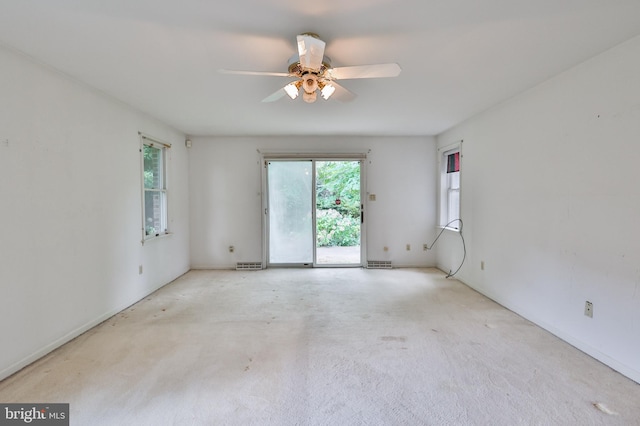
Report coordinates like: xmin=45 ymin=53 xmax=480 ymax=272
xmin=584 ymin=301 xmax=593 ymax=318
xmin=423 ymin=244 xmax=428 ymax=251
xmin=229 ymin=246 xmax=235 ymax=253
xmin=383 ymin=246 xmax=389 ymax=252
xmin=406 ymin=244 xmax=411 ymax=251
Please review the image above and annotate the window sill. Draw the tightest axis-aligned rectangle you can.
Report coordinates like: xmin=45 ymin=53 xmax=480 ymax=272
xmin=142 ymin=232 xmax=172 ymax=245
xmin=437 ymin=225 xmax=460 ymax=233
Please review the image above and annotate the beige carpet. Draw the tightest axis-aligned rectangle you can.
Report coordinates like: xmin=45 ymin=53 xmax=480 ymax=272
xmin=1 ymin=268 xmax=638 ymax=425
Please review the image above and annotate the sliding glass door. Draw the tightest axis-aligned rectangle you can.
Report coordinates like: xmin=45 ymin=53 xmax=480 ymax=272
xmin=315 ymin=161 xmax=361 ymax=265
xmin=267 ymin=161 xmax=314 ymax=265
xmin=266 ymin=158 xmax=363 ymax=267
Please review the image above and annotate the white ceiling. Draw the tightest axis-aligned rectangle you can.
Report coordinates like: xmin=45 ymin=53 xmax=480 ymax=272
xmin=1 ymin=0 xmax=640 ymax=137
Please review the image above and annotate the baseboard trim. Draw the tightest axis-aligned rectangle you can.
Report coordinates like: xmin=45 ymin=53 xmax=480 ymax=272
xmin=446 ymin=270 xmax=640 ymax=385
xmin=0 ymin=304 xmax=130 ymax=381
xmin=190 ymin=264 xmax=236 ymax=270
xmin=0 ymin=269 xmax=190 ymax=382
xmin=191 ymin=263 xmax=436 ymax=270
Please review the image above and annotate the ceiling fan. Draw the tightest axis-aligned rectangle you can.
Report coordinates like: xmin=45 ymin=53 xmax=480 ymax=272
xmin=219 ymin=33 xmax=401 ymax=103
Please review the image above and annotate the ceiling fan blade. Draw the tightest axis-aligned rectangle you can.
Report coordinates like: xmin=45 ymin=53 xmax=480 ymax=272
xmin=219 ymin=69 xmax=291 ymax=77
xmin=328 ymin=63 xmax=401 ymax=80
xmin=327 ymin=81 xmax=356 ymax=103
xmin=261 ymin=86 xmax=288 ymax=103
xmin=297 ymin=34 xmax=326 ymax=71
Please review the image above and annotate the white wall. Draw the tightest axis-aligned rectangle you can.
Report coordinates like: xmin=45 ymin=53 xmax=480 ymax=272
xmin=189 ymin=136 xmax=437 ymax=269
xmin=436 ymin=35 xmax=640 ymax=383
xmin=0 ymin=45 xmax=190 ymax=380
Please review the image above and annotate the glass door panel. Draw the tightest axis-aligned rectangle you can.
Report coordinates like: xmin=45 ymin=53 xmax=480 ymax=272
xmin=315 ymin=161 xmax=361 ymax=265
xmin=267 ymin=161 xmax=314 ymax=264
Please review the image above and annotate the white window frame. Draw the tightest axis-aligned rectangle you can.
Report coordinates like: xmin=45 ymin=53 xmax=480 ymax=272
xmin=438 ymin=141 xmax=462 ymax=231
xmin=140 ymin=133 xmax=170 ymax=242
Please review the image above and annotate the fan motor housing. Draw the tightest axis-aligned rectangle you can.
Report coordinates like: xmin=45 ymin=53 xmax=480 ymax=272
xmin=288 ymin=55 xmax=332 ymax=77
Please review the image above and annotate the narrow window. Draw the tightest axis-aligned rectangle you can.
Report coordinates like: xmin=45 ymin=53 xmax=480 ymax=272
xmin=141 ymin=135 xmax=170 ymax=240
xmin=439 ymin=143 xmax=461 ymax=230
xmin=447 ymin=152 xmax=460 ymax=173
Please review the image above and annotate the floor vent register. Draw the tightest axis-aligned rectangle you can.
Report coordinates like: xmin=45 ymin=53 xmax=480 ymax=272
xmin=236 ymin=262 xmax=263 ymax=271
xmin=367 ymin=260 xmax=392 ymax=269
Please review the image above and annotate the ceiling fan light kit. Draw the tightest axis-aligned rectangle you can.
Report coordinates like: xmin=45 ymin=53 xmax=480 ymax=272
xmin=320 ymin=83 xmax=336 ymax=100
xmin=220 ymin=32 xmax=401 ymax=104
xmin=284 ymin=81 xmax=301 ymax=99
xmin=302 ymin=90 xmax=317 ymax=103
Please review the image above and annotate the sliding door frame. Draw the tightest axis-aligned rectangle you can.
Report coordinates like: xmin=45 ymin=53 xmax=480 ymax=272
xmin=261 ymin=152 xmax=367 ymax=268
